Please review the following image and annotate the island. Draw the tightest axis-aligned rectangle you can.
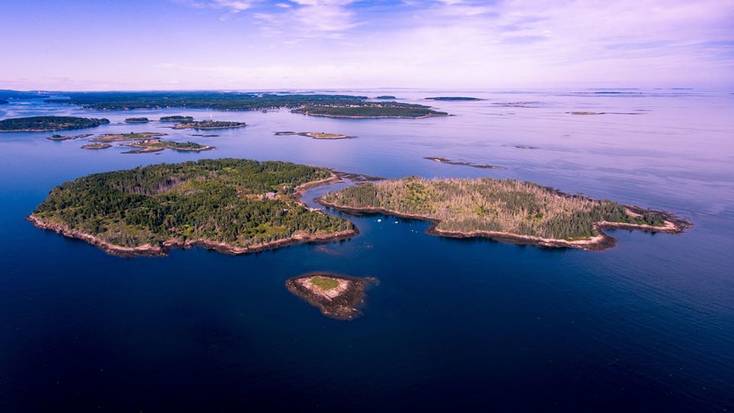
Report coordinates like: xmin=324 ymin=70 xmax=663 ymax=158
xmin=375 ymin=95 xmax=397 ymax=100
xmin=81 ymin=143 xmax=111 ymax=150
xmin=160 ymin=115 xmax=194 ymax=123
xmin=319 ymin=177 xmax=690 ymax=250
xmin=125 ymin=117 xmax=150 ymax=123
xmin=29 ymin=159 xmax=356 ymax=256
xmin=292 ymin=102 xmax=447 ymax=119
xmin=123 ymin=139 xmax=214 ymax=154
xmin=274 ymin=131 xmax=354 ymax=140
xmin=47 ymin=133 xmax=93 ymax=142
xmin=0 ymin=116 xmax=110 ymax=132
xmin=285 ymin=273 xmax=375 ymax=320
xmin=93 ymin=132 xmax=167 ymax=143
xmin=171 ymin=120 xmax=247 ymax=130
xmin=424 ymin=156 xmax=501 ymax=169
xmin=426 ymin=97 xmax=483 ymax=101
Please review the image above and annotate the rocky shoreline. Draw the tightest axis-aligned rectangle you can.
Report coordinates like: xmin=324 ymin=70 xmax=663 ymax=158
xmin=285 ymin=272 xmax=376 ymax=320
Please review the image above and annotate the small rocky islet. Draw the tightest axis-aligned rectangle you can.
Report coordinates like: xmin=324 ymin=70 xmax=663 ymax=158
xmin=286 ymin=273 xmax=376 ymax=320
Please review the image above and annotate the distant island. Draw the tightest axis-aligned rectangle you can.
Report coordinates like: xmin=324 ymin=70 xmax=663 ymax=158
xmin=274 ymin=131 xmax=355 ymax=140
xmin=375 ymin=96 xmax=397 ymax=100
xmin=286 ymin=273 xmax=375 ymax=320
xmin=81 ymin=143 xmax=111 ymax=150
xmin=319 ymin=177 xmax=690 ymax=250
xmin=424 ymin=156 xmax=501 ymax=169
xmin=0 ymin=116 xmax=110 ymax=132
xmin=292 ymin=102 xmax=447 ymax=119
xmin=125 ymin=117 xmax=150 ymax=123
xmin=29 ymin=159 xmax=355 ymax=256
xmin=42 ymin=91 xmax=449 ymax=119
xmin=47 ymin=133 xmax=93 ymax=142
xmin=123 ymin=139 xmax=214 ymax=154
xmin=93 ymin=132 xmax=167 ymax=143
xmin=171 ymin=120 xmax=247 ymax=130
xmin=426 ymin=97 xmax=483 ymax=101
xmin=160 ymin=115 xmax=194 ymax=123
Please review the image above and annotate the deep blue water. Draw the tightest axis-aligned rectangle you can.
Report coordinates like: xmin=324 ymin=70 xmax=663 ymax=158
xmin=1 ymin=90 xmax=733 ymax=412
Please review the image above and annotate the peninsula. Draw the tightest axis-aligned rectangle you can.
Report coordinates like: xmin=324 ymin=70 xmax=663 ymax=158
xmin=286 ymin=273 xmax=375 ymax=320
xmin=0 ymin=116 xmax=110 ymax=132
xmin=319 ymin=177 xmax=690 ymax=250
xmin=29 ymin=159 xmax=355 ymax=256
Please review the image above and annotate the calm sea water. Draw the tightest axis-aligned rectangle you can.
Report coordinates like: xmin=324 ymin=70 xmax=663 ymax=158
xmin=1 ymin=90 xmax=733 ymax=412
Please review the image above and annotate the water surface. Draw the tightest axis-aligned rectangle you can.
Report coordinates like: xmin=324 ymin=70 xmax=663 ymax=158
xmin=1 ymin=89 xmax=733 ymax=411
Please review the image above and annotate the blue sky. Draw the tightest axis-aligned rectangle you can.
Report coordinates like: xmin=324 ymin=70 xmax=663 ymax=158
xmin=1 ymin=0 xmax=733 ymax=90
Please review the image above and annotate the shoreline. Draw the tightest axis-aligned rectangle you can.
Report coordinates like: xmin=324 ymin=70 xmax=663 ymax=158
xmin=317 ymin=199 xmax=690 ymax=251
xmin=28 ymin=174 xmax=359 ymax=257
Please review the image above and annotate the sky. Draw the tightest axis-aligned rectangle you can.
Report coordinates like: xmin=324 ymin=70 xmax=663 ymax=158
xmin=1 ymin=0 xmax=733 ymax=90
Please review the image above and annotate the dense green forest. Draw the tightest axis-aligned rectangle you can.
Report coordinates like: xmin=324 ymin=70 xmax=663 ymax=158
xmin=46 ymin=92 xmax=367 ymax=111
xmin=41 ymin=91 xmax=446 ymax=118
xmin=33 ymin=159 xmax=352 ymax=248
xmin=321 ymin=177 xmax=671 ymax=240
xmin=0 ymin=116 xmax=109 ymax=131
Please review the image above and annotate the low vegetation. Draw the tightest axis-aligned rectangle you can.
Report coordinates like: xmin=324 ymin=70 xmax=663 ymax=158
xmin=321 ymin=177 xmax=681 ymax=242
xmin=32 ymin=159 xmax=353 ymax=253
xmin=0 ymin=116 xmax=109 ymax=132
xmin=123 ymin=139 xmax=213 ymax=153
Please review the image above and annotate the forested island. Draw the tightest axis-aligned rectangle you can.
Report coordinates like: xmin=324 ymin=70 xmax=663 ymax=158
xmin=125 ymin=117 xmax=150 ymax=123
xmin=375 ymin=96 xmax=397 ymax=100
xmin=319 ymin=177 xmax=689 ymax=250
xmin=160 ymin=115 xmax=194 ymax=122
xmin=292 ymin=102 xmax=447 ymax=119
xmin=29 ymin=159 xmax=355 ymax=256
xmin=274 ymin=131 xmax=354 ymax=140
xmin=286 ymin=273 xmax=375 ymax=320
xmin=171 ymin=120 xmax=247 ymax=130
xmin=41 ymin=91 xmax=448 ymax=119
xmin=0 ymin=116 xmax=110 ymax=132
xmin=426 ymin=97 xmax=483 ymax=101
